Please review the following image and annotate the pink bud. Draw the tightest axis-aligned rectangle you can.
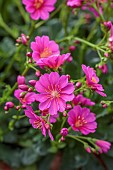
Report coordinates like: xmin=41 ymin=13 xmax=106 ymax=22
xmin=22 ymin=104 xmax=26 ymax=109
xmin=45 ymin=124 xmax=50 ymax=129
xmin=29 ymin=80 xmax=37 ymax=86
xmin=104 ymin=52 xmax=109 ymax=58
xmin=75 ymin=82 xmax=82 ymax=88
xmin=28 ymin=87 xmax=33 ymax=92
xmin=28 ymin=59 xmax=32 ymax=63
xmin=102 ymin=104 xmax=108 ymax=108
xmin=86 ymin=147 xmax=91 ymax=153
xmin=26 ymin=52 xmax=32 ymax=58
xmin=16 ymin=106 xmax=20 ymax=110
xmin=66 ymin=74 xmax=70 ymax=80
xmin=4 ymin=106 xmax=9 ymax=111
xmin=67 ymin=56 xmax=73 ymax=62
xmin=63 ymin=111 xmax=67 ymax=117
xmin=35 ymin=70 xmax=41 ymax=77
xmin=19 ymin=92 xmax=26 ymax=98
xmin=18 ymin=84 xmax=28 ymax=91
xmin=60 ymin=128 xmax=68 ymax=136
xmin=21 ymin=33 xmax=28 ymax=45
xmin=5 ymin=102 xmax=14 ymax=108
xmin=69 ymin=45 xmax=76 ymax=51
xmin=17 ymin=75 xmax=25 ymax=85
xmin=61 ymin=136 xmax=65 ymax=142
xmin=66 ymin=104 xmax=72 ymax=110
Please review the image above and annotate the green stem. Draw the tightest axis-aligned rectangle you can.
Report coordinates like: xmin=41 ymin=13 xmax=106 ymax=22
xmin=67 ymin=135 xmax=88 ymax=145
xmin=0 ymin=14 xmax=17 ymax=38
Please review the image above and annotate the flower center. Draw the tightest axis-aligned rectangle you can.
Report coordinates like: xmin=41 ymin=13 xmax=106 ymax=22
xmin=34 ymin=0 xmax=43 ymax=9
xmin=34 ymin=119 xmax=42 ymax=129
xmin=51 ymin=90 xmax=60 ymax=98
xmin=75 ymin=116 xmax=87 ymax=127
xmin=91 ymin=77 xmax=97 ymax=83
xmin=40 ymin=48 xmax=52 ymax=58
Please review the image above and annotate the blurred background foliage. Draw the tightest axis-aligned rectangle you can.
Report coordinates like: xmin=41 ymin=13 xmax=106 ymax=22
xmin=0 ymin=0 xmax=113 ymax=170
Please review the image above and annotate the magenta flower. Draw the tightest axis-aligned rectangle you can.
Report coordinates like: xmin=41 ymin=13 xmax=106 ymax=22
xmin=31 ymin=36 xmax=60 ymax=67
xmin=38 ymin=53 xmax=70 ymax=69
xmin=14 ymin=89 xmax=36 ymax=105
xmin=35 ymin=72 xmax=75 ymax=115
xmin=22 ymin=0 xmax=57 ymax=20
xmin=72 ymin=94 xmax=95 ymax=107
xmin=82 ymin=64 xmax=106 ymax=97
xmin=67 ymin=0 xmax=82 ymax=8
xmin=24 ymin=106 xmax=54 ymax=140
xmin=68 ymin=105 xmax=97 ymax=135
xmin=95 ymin=140 xmax=111 ymax=154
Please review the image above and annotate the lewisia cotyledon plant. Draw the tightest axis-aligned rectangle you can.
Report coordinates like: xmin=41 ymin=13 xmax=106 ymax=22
xmin=68 ymin=105 xmax=97 ymax=135
xmin=95 ymin=140 xmax=111 ymax=154
xmin=22 ymin=0 xmax=57 ymax=20
xmin=35 ymin=72 xmax=75 ymax=115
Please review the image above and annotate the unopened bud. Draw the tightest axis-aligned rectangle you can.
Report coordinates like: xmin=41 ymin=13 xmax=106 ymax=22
xmin=69 ymin=45 xmax=76 ymax=51
xmin=22 ymin=104 xmax=26 ymax=109
xmin=16 ymin=106 xmax=21 ymax=110
xmin=19 ymin=92 xmax=27 ymax=98
xmin=66 ymin=104 xmax=72 ymax=110
xmin=5 ymin=102 xmax=14 ymax=108
xmin=18 ymin=84 xmax=28 ymax=91
xmin=75 ymin=82 xmax=82 ymax=88
xmin=35 ymin=70 xmax=41 ymax=77
xmin=28 ymin=87 xmax=33 ymax=92
xmin=26 ymin=52 xmax=32 ymax=58
xmin=29 ymin=80 xmax=37 ymax=86
xmin=45 ymin=124 xmax=50 ymax=129
xmin=4 ymin=106 xmax=9 ymax=111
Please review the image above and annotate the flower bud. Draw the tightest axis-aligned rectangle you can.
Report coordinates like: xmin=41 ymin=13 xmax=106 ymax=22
xmin=75 ymin=82 xmax=82 ymax=88
xmin=29 ymin=80 xmax=37 ymax=86
xmin=60 ymin=128 xmax=68 ymax=137
xmin=66 ymin=104 xmax=72 ymax=110
xmin=69 ymin=45 xmax=76 ymax=51
xmin=19 ymin=92 xmax=27 ymax=98
xmin=17 ymin=75 xmax=25 ymax=85
xmin=26 ymin=52 xmax=32 ymax=58
xmin=18 ymin=84 xmax=28 ymax=91
xmin=28 ymin=87 xmax=33 ymax=92
xmin=35 ymin=70 xmax=41 ymax=77
xmin=22 ymin=104 xmax=26 ymax=109
xmin=4 ymin=106 xmax=9 ymax=111
xmin=16 ymin=106 xmax=21 ymax=110
xmin=5 ymin=102 xmax=14 ymax=108
xmin=85 ymin=147 xmax=91 ymax=153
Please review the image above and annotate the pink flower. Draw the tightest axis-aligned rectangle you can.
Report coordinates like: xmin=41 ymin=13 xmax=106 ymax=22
xmin=22 ymin=0 xmax=57 ymax=20
xmin=35 ymin=72 xmax=75 ymax=115
xmin=24 ymin=106 xmax=54 ymax=140
xmin=72 ymin=94 xmax=95 ymax=106
xmin=38 ymin=53 xmax=70 ymax=69
xmin=95 ymin=140 xmax=111 ymax=154
xmin=68 ymin=105 xmax=97 ymax=135
xmin=82 ymin=64 xmax=106 ymax=97
xmin=67 ymin=0 xmax=82 ymax=8
xmin=31 ymin=36 xmax=60 ymax=67
xmin=14 ymin=89 xmax=36 ymax=105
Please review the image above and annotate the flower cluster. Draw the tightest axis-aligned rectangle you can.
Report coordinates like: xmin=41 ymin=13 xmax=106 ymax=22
xmin=5 ymin=31 xmax=110 ymax=154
